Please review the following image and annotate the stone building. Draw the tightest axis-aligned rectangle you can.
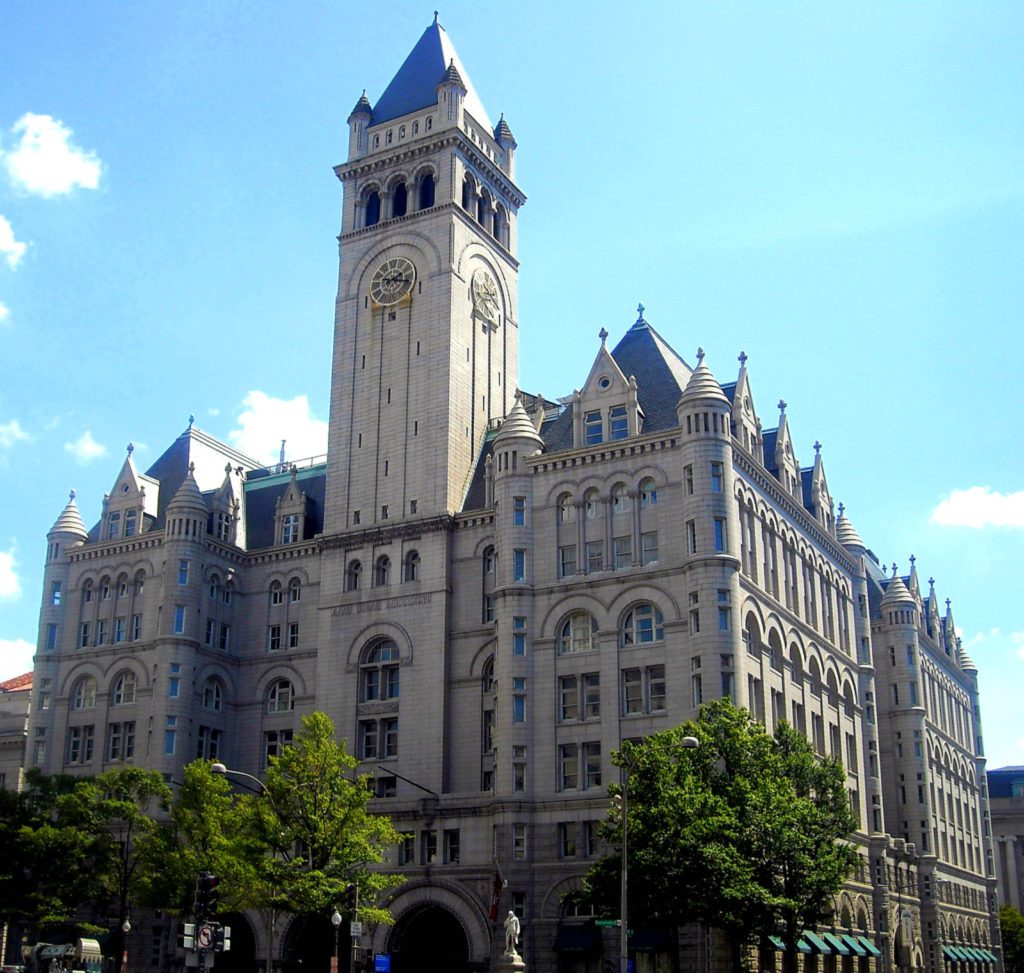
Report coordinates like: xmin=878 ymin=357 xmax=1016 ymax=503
xmin=24 ymin=16 xmax=1002 ymax=973
xmin=988 ymin=767 xmax=1024 ymax=914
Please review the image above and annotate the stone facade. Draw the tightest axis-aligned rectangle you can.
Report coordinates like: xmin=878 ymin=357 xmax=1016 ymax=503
xmin=988 ymin=767 xmax=1024 ymax=913
xmin=23 ymin=16 xmax=1002 ymax=973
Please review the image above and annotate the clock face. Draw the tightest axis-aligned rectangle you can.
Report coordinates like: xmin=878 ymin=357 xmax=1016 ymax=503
xmin=472 ymin=269 xmax=500 ymax=324
xmin=370 ymin=257 xmax=416 ymax=306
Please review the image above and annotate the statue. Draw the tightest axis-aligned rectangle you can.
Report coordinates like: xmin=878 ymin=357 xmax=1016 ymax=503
xmin=504 ymin=909 xmax=521 ymax=955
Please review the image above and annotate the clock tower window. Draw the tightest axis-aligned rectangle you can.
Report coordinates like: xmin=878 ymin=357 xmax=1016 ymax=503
xmin=365 ymin=190 xmax=381 ymax=227
xmin=392 ymin=182 xmax=408 ymax=218
xmin=418 ymin=173 xmax=435 ymax=210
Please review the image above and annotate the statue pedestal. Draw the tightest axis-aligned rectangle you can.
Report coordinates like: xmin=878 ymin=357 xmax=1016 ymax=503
xmin=494 ymin=950 xmax=526 ymax=973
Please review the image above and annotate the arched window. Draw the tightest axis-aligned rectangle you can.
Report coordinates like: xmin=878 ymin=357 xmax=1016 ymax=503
xmin=621 ymin=603 xmax=664 ymax=646
xmin=476 ymin=190 xmax=487 ymax=225
xmin=557 ymin=493 xmax=575 ymax=524
xmin=209 ymin=574 xmax=221 ymax=600
xmin=769 ymin=631 xmax=783 ymax=671
xmin=808 ymin=658 xmax=822 ymax=697
xmin=266 ymin=679 xmax=294 ymax=714
xmin=611 ymin=483 xmax=631 ymax=514
xmin=365 ymin=191 xmax=381 ymax=227
xmin=826 ymin=671 xmax=839 ymax=709
xmin=481 ymin=655 xmax=495 ymax=694
xmin=111 ymin=671 xmax=136 ymax=705
xmin=403 ymin=550 xmax=420 ymax=582
xmin=288 ymin=578 xmax=301 ymax=603
xmin=557 ymin=612 xmax=597 ymax=654
xmin=392 ymin=181 xmax=408 ymax=218
xmin=639 ymin=477 xmax=658 ymax=507
xmin=202 ymin=677 xmax=223 ymax=712
xmin=482 ymin=546 xmax=496 ymax=574
xmin=584 ymin=488 xmax=600 ymax=519
xmin=361 ymin=639 xmax=400 ymax=701
xmin=346 ymin=560 xmax=361 ymax=592
xmin=789 ymin=644 xmax=804 ymax=684
xmin=492 ymin=205 xmax=504 ymax=242
xmin=374 ymin=555 xmax=391 ymax=587
xmin=134 ymin=570 xmax=145 ymax=595
xmin=100 ymin=576 xmax=111 ymax=600
xmin=418 ymin=173 xmax=435 ymax=210
xmin=116 ymin=573 xmax=129 ymax=598
xmin=72 ymin=676 xmax=97 ymax=710
xmin=842 ymin=680 xmax=856 ymax=718
xmin=82 ymin=579 xmax=94 ymax=605
xmin=223 ymin=581 xmax=233 ymax=605
xmin=269 ymin=581 xmax=283 ymax=605
xmin=462 ymin=177 xmax=475 ymax=212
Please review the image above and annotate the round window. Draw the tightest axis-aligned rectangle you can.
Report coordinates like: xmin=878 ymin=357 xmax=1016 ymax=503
xmin=598 ymin=376 xmax=611 ymax=389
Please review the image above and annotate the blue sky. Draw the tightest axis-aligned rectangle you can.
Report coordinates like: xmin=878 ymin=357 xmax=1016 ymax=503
xmin=0 ymin=2 xmax=1021 ymax=767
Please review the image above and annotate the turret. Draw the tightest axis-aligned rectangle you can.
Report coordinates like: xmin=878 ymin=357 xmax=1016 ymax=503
xmin=37 ymin=490 xmax=88 ymax=656
xmin=347 ymin=90 xmax=373 ymax=161
xmin=162 ymin=463 xmax=208 ymax=642
xmin=676 ymin=349 xmax=745 ymax=707
xmin=436 ymin=57 xmax=467 ymax=129
xmin=494 ymin=113 xmax=517 ymax=179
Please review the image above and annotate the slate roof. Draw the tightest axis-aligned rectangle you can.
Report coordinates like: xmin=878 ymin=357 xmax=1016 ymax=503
xmin=987 ymin=766 xmax=1024 ymax=797
xmin=762 ymin=428 xmax=779 ymax=471
xmin=462 ymin=435 xmax=496 ymax=512
xmin=801 ymin=468 xmax=815 ymax=509
xmin=372 ymin=19 xmax=493 ymax=130
xmin=609 ymin=319 xmax=693 ymax=433
xmin=244 ymin=467 xmax=326 ymax=550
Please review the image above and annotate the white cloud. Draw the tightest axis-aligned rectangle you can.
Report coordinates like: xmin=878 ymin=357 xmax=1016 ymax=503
xmin=0 ymin=418 xmax=29 ymax=448
xmin=0 ymin=637 xmax=35 ymax=678
xmin=0 ymin=547 xmax=21 ymax=599
xmin=0 ymin=214 xmax=27 ymax=268
xmin=64 ymin=429 xmax=108 ymax=464
xmin=3 ymin=113 xmax=102 ymax=197
xmin=228 ymin=391 xmax=328 ymax=464
xmin=931 ymin=486 xmax=1024 ymax=529
xmin=0 ymin=301 xmax=8 ymax=324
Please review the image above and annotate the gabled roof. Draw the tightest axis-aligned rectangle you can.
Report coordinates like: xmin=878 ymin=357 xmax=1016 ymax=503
xmin=372 ymin=19 xmax=492 ymax=129
xmin=610 ymin=318 xmax=693 ymax=433
xmin=244 ymin=466 xmax=326 ymax=550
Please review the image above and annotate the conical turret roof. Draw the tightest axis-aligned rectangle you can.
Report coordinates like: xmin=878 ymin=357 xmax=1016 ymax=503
xmin=494 ymin=114 xmax=516 ymax=144
xmin=495 ymin=398 xmax=544 ymax=448
xmin=958 ymin=643 xmax=978 ymax=672
xmin=166 ymin=463 xmax=208 ymax=512
xmin=881 ymin=571 xmax=914 ymax=607
xmin=836 ymin=505 xmax=865 ymax=550
xmin=678 ymin=349 xmax=729 ymax=407
xmin=50 ymin=490 xmax=88 ymax=539
xmin=349 ymin=90 xmax=372 ymax=117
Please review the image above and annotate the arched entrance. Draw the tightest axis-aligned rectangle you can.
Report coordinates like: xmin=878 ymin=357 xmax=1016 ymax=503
xmin=210 ymin=913 xmax=257 ymax=973
xmin=280 ymin=914 xmax=337 ymax=973
xmin=388 ymin=904 xmax=471 ymax=973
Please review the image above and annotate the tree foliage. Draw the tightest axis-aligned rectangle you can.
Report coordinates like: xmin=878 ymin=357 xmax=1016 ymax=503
xmin=578 ymin=700 xmax=858 ymax=958
xmin=1001 ymin=905 xmax=1024 ymax=973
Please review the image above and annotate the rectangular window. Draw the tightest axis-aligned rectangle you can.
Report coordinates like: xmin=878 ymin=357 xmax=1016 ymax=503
xmin=288 ymin=622 xmax=299 ymax=649
xmin=622 ymin=668 xmax=642 ymax=714
xmin=559 ymin=743 xmax=579 ymax=790
xmin=559 ymin=821 xmax=578 ymax=858
xmin=96 ymin=619 xmax=107 ymax=645
xmin=512 ymin=677 xmax=526 ymax=722
xmin=583 ymin=820 xmax=599 ymax=857
xmin=45 ymin=623 xmax=58 ymax=650
xmin=559 ymin=675 xmax=579 ymax=721
xmin=164 ymin=716 xmax=177 ymax=756
xmin=559 ymin=545 xmax=577 ymax=577
xmin=443 ymin=829 xmax=460 ymax=864
xmin=513 ymin=744 xmax=527 ymax=792
xmin=382 ymin=717 xmax=398 ymax=757
xmin=38 ymin=677 xmax=51 ymax=711
xmin=282 ymin=513 xmax=300 ymax=544
xmin=108 ymin=511 xmax=121 ymax=540
xmin=132 ymin=614 xmax=142 ymax=640
xmin=609 ymin=404 xmax=628 ymax=440
xmin=711 ymin=462 xmax=724 ymax=493
xmin=641 ymin=531 xmax=658 ymax=565
xmin=714 ymin=518 xmax=726 ymax=552
xmin=583 ymin=672 xmax=601 ymax=718
xmin=583 ymin=742 xmax=601 ymax=788
xmin=686 ymin=520 xmax=697 ymax=554
xmin=513 ymin=496 xmax=526 ymax=526
xmin=613 ymin=535 xmax=631 ymax=569
xmin=684 ymin=465 xmax=694 ymax=495
xmin=168 ymin=662 xmax=181 ymax=698
xmin=482 ymin=710 xmax=494 ymax=753
xmin=398 ymin=833 xmax=415 ymax=865
xmin=647 ymin=664 xmax=666 ymax=712
xmin=585 ymin=540 xmax=604 ymax=573
xmin=359 ymin=720 xmax=378 ymax=759
xmin=512 ymin=616 xmax=526 ymax=656
xmin=692 ymin=673 xmax=703 ymax=706
xmin=268 ymin=624 xmax=282 ymax=652
xmin=79 ymin=622 xmax=90 ymax=648
xmin=909 ymin=682 xmax=918 ymax=706
xmin=512 ymin=823 xmax=527 ymax=860
xmin=689 ymin=608 xmax=700 ymax=634
xmin=513 ymin=549 xmax=526 ymax=582
xmin=584 ymin=410 xmax=602 ymax=446
xmin=177 ymin=559 xmax=189 ymax=585
xmin=483 ymin=593 xmax=495 ymax=623
xmin=173 ymin=605 xmax=186 ymax=634
xmin=51 ymin=581 xmax=62 ymax=605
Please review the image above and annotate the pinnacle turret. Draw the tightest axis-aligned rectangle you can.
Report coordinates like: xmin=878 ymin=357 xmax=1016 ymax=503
xmin=49 ymin=489 xmax=88 ymax=540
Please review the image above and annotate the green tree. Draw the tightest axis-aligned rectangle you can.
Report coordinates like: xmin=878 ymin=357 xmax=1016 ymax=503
xmin=1001 ymin=905 xmax=1024 ymax=973
xmin=577 ymin=700 xmax=857 ymax=969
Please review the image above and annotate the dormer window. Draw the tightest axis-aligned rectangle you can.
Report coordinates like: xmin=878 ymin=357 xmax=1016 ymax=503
xmin=125 ymin=510 xmax=137 ymax=537
xmin=282 ymin=514 xmax=300 ymax=544
xmin=108 ymin=511 xmax=121 ymax=540
xmin=584 ymin=410 xmax=602 ymax=446
xmin=609 ymin=405 xmax=628 ymax=440
xmin=386 ymin=129 xmax=393 ymax=145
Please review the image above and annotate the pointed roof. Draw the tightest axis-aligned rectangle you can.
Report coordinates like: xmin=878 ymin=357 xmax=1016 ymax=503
xmin=958 ymin=643 xmax=978 ymax=673
xmin=349 ymin=90 xmax=372 ymax=118
xmin=50 ymin=490 xmax=88 ymax=539
xmin=678 ymin=349 xmax=730 ymax=407
xmin=494 ymin=114 xmax=516 ymax=145
xmin=881 ymin=570 xmax=914 ymax=607
xmin=372 ymin=19 xmax=492 ymax=129
xmin=835 ymin=505 xmax=866 ymax=550
xmin=495 ymin=397 xmax=544 ymax=447
xmin=167 ymin=463 xmax=208 ymax=512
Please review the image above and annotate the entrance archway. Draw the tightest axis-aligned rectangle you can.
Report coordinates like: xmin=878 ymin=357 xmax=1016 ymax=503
xmin=280 ymin=914 xmax=337 ymax=973
xmin=388 ymin=904 xmax=471 ymax=973
xmin=210 ymin=914 xmax=257 ymax=973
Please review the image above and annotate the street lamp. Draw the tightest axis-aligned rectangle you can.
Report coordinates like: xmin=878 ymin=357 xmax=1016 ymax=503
xmin=121 ymin=919 xmax=131 ymax=973
xmin=618 ymin=736 xmax=700 ymax=973
xmin=330 ymin=909 xmax=342 ymax=973
xmin=211 ymin=761 xmax=268 ymax=795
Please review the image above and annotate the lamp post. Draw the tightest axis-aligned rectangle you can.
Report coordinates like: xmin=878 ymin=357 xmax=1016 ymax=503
xmin=618 ymin=736 xmax=700 ymax=973
xmin=330 ymin=910 xmax=342 ymax=973
xmin=121 ymin=919 xmax=131 ymax=973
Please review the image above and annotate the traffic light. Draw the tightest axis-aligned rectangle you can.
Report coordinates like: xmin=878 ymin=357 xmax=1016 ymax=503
xmin=178 ymin=923 xmax=196 ymax=950
xmin=194 ymin=873 xmax=221 ymax=919
xmin=344 ymin=882 xmax=358 ymax=917
xmin=213 ymin=926 xmax=231 ymax=953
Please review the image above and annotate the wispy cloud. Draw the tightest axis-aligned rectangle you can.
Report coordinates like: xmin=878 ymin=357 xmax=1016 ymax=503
xmin=228 ymin=391 xmax=327 ymax=464
xmin=3 ymin=113 xmax=102 ymax=197
xmin=0 ymin=637 xmax=35 ymax=678
xmin=0 ymin=301 xmax=8 ymax=324
xmin=0 ymin=419 xmax=29 ymax=449
xmin=0 ymin=214 xmax=27 ymax=268
xmin=64 ymin=429 xmax=108 ymax=464
xmin=0 ymin=547 xmax=21 ymax=599
xmin=931 ymin=487 xmax=1024 ymax=529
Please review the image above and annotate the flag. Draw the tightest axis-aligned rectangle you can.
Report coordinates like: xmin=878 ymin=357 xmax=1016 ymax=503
xmin=488 ymin=860 xmax=506 ymax=922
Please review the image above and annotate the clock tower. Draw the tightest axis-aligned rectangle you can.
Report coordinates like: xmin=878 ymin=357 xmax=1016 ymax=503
xmin=322 ymin=16 xmax=525 ymax=534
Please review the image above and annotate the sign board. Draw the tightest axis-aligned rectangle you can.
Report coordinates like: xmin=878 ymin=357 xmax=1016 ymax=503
xmin=595 ymin=919 xmax=620 ymax=928
xmin=350 ymin=921 xmax=363 ymax=937
xmin=374 ymin=956 xmax=391 ymax=973
xmin=198 ymin=926 xmax=213 ymax=949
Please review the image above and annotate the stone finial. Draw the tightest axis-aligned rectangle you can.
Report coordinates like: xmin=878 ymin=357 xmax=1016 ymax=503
xmin=696 ymin=347 xmax=705 ymax=365
xmin=945 ymin=598 xmax=951 ymax=609
xmin=127 ymin=442 xmax=135 ymax=456
xmin=225 ymin=462 xmax=233 ymax=473
xmin=909 ymin=554 xmax=916 ymax=567
xmin=599 ymin=327 xmax=608 ymax=346
xmin=929 ymin=577 xmax=935 ymax=588
xmin=838 ymin=501 xmax=845 ymax=517
xmin=738 ymin=350 xmax=747 ymax=366
xmin=434 ymin=9 xmax=439 ymax=23
xmin=188 ymin=461 xmax=196 ymax=474
xmin=188 ymin=414 xmax=195 ymax=428
xmin=69 ymin=489 xmax=77 ymax=501
xmin=891 ymin=562 xmax=898 ymax=578
xmin=636 ymin=302 xmax=645 ymax=321
xmin=778 ymin=399 xmax=787 ymax=414
xmin=813 ymin=440 xmax=821 ymax=455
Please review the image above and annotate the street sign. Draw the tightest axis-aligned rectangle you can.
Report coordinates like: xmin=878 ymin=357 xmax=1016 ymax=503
xmin=595 ymin=919 xmax=620 ymax=928
xmin=197 ymin=926 xmax=213 ymax=949
xmin=350 ymin=921 xmax=363 ymax=936
xmin=374 ymin=956 xmax=391 ymax=973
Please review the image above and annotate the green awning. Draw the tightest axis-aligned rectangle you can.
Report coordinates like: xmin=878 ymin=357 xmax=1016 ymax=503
xmin=950 ymin=947 xmax=971 ymax=961
xmin=943 ymin=947 xmax=962 ymax=961
xmin=822 ymin=933 xmax=850 ymax=955
xmin=802 ymin=931 xmax=832 ymax=954
xmin=981 ymin=950 xmax=998 ymax=962
xmin=797 ymin=938 xmax=813 ymax=954
xmin=858 ymin=937 xmax=883 ymax=957
xmin=966 ymin=948 xmax=988 ymax=962
xmin=769 ymin=936 xmax=787 ymax=952
xmin=842 ymin=935 xmax=868 ymax=956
